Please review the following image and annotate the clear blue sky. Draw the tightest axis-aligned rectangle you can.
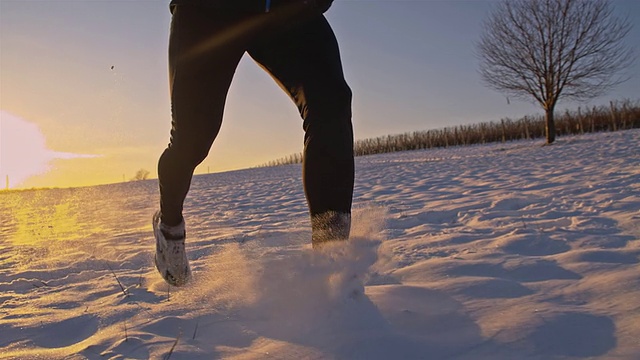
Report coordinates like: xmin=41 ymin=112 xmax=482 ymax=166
xmin=1 ymin=0 xmax=638 ymax=188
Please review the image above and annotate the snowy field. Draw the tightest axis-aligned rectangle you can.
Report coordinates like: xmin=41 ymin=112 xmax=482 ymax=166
xmin=1 ymin=129 xmax=639 ymax=360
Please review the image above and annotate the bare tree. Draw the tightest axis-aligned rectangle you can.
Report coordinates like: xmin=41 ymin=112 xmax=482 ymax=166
xmin=131 ymin=169 xmax=150 ymax=181
xmin=477 ymin=0 xmax=634 ymax=144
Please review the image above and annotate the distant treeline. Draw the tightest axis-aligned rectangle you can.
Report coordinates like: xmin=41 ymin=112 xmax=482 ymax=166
xmin=260 ymin=99 xmax=640 ymax=167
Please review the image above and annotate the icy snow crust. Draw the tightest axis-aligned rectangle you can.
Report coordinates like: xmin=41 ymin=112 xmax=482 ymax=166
xmin=1 ymin=129 xmax=639 ymax=359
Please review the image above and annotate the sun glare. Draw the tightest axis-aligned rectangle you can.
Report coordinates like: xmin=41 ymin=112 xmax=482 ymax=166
xmin=0 ymin=111 xmax=98 ymax=189
xmin=0 ymin=111 xmax=54 ymax=188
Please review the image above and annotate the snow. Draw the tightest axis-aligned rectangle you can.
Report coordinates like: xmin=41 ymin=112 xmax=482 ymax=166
xmin=1 ymin=129 xmax=639 ymax=359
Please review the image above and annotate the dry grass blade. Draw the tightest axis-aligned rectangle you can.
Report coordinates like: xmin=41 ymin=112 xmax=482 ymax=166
xmin=192 ymin=321 xmax=199 ymax=340
xmin=164 ymin=329 xmax=182 ymax=360
xmin=106 ymin=263 xmax=128 ymax=297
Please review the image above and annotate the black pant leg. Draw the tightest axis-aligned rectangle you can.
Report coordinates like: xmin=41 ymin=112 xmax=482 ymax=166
xmin=159 ymin=6 xmax=249 ymax=226
xmin=247 ymin=12 xmax=354 ymax=218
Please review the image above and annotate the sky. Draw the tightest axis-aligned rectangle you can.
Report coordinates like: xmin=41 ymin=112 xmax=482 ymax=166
xmin=1 ymin=0 xmax=639 ymax=189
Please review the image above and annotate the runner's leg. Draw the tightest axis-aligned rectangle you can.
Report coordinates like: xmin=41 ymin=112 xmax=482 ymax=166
xmin=158 ymin=6 xmax=249 ymax=226
xmin=248 ymin=10 xmax=354 ymax=240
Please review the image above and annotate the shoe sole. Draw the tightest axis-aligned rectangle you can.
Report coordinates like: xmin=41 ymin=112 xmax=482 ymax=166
xmin=154 ymin=253 xmax=189 ymax=287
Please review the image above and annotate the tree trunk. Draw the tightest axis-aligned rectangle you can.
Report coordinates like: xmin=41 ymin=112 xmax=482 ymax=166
xmin=545 ymin=106 xmax=556 ymax=144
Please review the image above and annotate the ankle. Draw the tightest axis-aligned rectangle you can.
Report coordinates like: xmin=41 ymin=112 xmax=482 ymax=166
xmin=311 ymin=211 xmax=351 ymax=245
xmin=160 ymin=220 xmax=186 ymax=240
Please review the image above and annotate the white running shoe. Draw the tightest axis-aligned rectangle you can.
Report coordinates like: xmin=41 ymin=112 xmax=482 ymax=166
xmin=153 ymin=211 xmax=191 ymax=286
